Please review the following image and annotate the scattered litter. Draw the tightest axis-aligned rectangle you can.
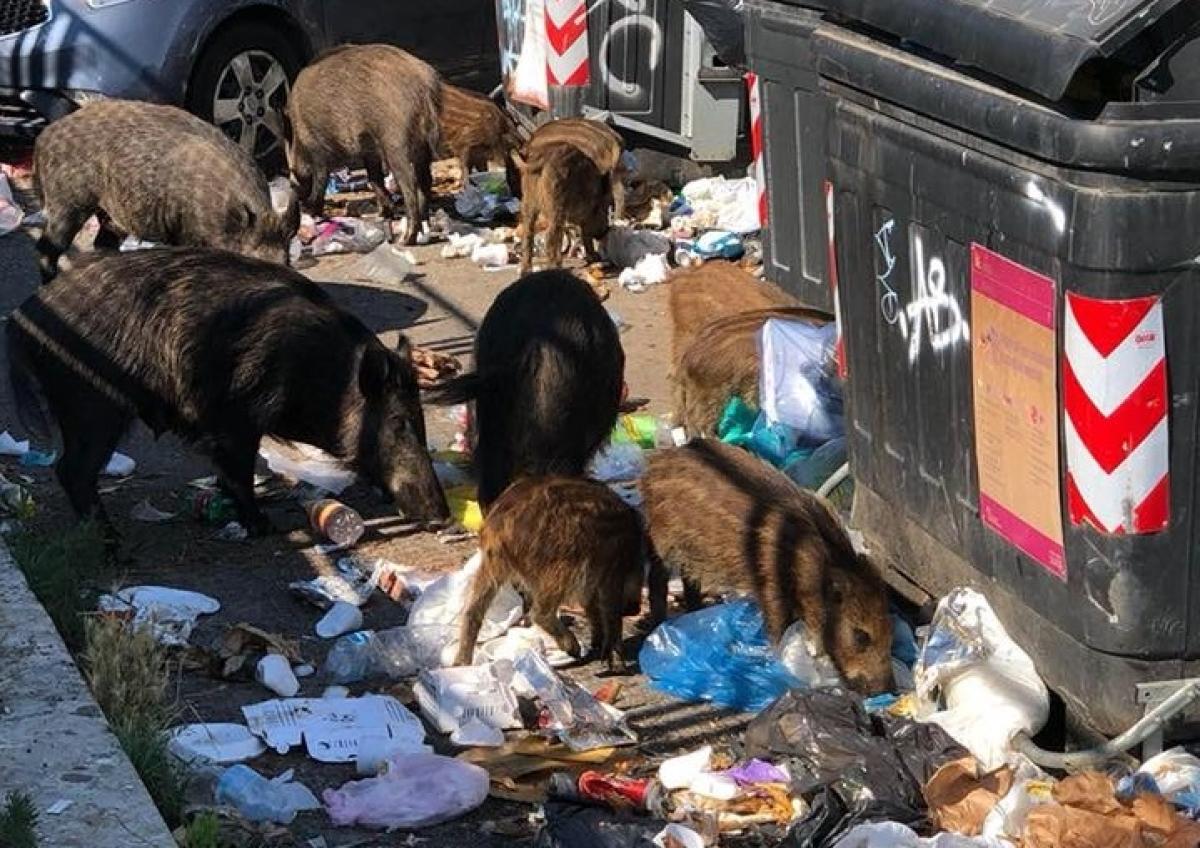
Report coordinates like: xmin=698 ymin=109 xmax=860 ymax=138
xmin=307 ymin=497 xmax=365 ymax=548
xmin=759 ymin=318 xmax=843 ymax=445
xmin=677 ymin=176 xmax=761 ymax=234
xmin=472 ymin=241 xmax=513 ymax=268
xmin=214 ymin=521 xmax=249 ymax=542
xmin=415 ymin=662 xmax=523 ymax=735
xmin=256 ymin=655 xmax=301 ymax=697
xmin=601 ymin=226 xmax=672 ymax=269
xmin=827 ymin=822 xmax=1008 ymax=847
xmin=455 ymin=172 xmax=520 ymax=224
xmin=290 ymin=565 xmax=378 ymax=610
xmin=18 ymin=449 xmax=55 ymax=468
xmin=200 ymin=623 xmax=303 ymax=680
xmin=323 ymin=686 xmax=350 ymax=699
xmin=914 ymin=588 xmax=1049 ymax=770
xmin=407 ymin=550 xmax=523 ymax=653
xmin=588 ymin=441 xmax=647 ymax=483
xmin=259 ymin=438 xmax=356 ymax=494
xmin=441 ymin=232 xmax=485 ymax=258
xmin=1134 ymin=747 xmax=1200 ymax=814
xmin=618 ymin=253 xmax=671 ymax=292
xmin=0 ymin=473 xmax=35 ymax=519
xmin=322 ymin=627 xmax=444 ymax=683
xmin=45 ymin=799 xmax=73 ymax=816
xmin=357 ymin=242 xmax=419 ymax=282
xmin=168 ymin=723 xmax=266 ymax=764
xmin=215 ymin=764 xmax=321 ymax=825
xmin=639 ymin=599 xmax=817 ymax=711
xmin=0 ymin=173 xmax=23 ymax=235
xmin=294 ymin=664 xmax=315 ymax=678
xmin=189 ymin=489 xmax=238 ymax=524
xmin=242 ymin=694 xmax=425 ymax=764
xmin=311 ymin=216 xmax=388 ymax=255
xmin=476 ymin=626 xmax=575 ymax=668
xmin=0 ymin=431 xmax=29 ymax=456
xmin=324 ymin=752 xmax=490 ymax=829
xmin=777 ymin=618 xmax=843 ymax=690
xmin=316 ymin=601 xmax=364 ymax=639
xmin=97 ymin=586 xmax=220 ymax=647
xmin=412 ymin=346 xmax=462 ymax=387
xmin=119 ymin=235 xmax=159 ymax=251
xmin=130 ymin=498 xmax=176 ymax=523
xmin=446 ymin=485 xmax=484 ymax=533
xmin=510 ymin=649 xmax=636 ymax=751
xmin=659 ymin=746 xmax=714 ymax=791
xmin=451 ymin=717 xmax=506 ymax=748
xmin=103 ymin=451 xmax=135 ymax=477
xmin=537 ymin=801 xmax=668 ymax=848
xmin=676 ymin=230 xmax=746 ymax=267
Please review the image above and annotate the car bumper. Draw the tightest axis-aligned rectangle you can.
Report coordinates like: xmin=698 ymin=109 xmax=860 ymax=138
xmin=0 ymin=0 xmax=186 ymax=137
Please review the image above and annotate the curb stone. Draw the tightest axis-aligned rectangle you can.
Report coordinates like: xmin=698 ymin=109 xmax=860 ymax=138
xmin=0 ymin=538 xmax=176 ymax=847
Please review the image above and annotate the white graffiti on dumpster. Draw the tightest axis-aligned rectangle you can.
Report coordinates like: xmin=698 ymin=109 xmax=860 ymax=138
xmin=874 ymin=218 xmax=901 ymax=325
xmin=593 ymin=0 xmax=663 ymax=101
xmin=899 ymin=233 xmax=970 ymax=364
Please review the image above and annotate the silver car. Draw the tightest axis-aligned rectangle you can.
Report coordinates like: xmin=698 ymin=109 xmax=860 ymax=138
xmin=0 ymin=0 xmax=497 ymax=163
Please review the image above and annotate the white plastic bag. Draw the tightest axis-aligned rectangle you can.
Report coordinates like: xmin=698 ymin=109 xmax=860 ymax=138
xmin=979 ymin=765 xmax=1055 ymax=841
xmin=777 ymin=619 xmax=843 ymax=690
xmin=1138 ymin=747 xmax=1200 ymax=809
xmin=832 ymin=822 xmax=1009 ymax=848
xmin=323 ymin=752 xmax=489 ymax=830
xmin=758 ymin=318 xmax=843 ymax=443
xmin=914 ymin=588 xmax=1049 ymax=770
xmin=511 ymin=0 xmax=550 ymax=109
xmin=406 ymin=550 xmax=523 ymax=666
xmin=97 ymin=586 xmax=220 ymax=647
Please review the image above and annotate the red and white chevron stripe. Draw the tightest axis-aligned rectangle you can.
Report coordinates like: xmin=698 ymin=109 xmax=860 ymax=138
xmin=545 ymin=0 xmax=589 ymax=86
xmin=1063 ymin=292 xmax=1169 ymax=535
xmin=823 ymin=179 xmax=846 ymax=378
xmin=746 ymin=72 xmax=767 ymax=228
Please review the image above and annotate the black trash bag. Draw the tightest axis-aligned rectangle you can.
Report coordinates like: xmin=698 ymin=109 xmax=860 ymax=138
xmin=779 ymin=785 xmax=928 ymax=848
xmin=742 ymin=688 xmax=966 ymax=808
xmin=534 ymin=801 xmax=666 ymax=848
xmin=681 ymin=0 xmax=746 ymax=68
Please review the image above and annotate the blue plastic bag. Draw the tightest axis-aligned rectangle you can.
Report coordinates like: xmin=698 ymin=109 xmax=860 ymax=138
xmin=639 ymin=599 xmax=802 ymax=712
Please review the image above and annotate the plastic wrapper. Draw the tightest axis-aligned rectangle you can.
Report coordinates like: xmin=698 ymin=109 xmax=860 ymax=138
xmin=758 ymin=318 xmax=844 ymax=445
xmin=744 ymin=688 xmax=967 ymax=808
xmin=511 ymin=649 xmax=636 ymax=751
xmin=914 ymin=588 xmax=1049 ymax=770
xmin=1135 ymin=748 xmax=1200 ymax=814
xmin=780 ymin=786 xmax=927 ymax=848
xmin=602 ymin=227 xmax=672 ymax=269
xmin=681 ymin=0 xmax=746 ymax=68
xmin=638 ymin=599 xmax=805 ymax=712
xmin=535 ymin=801 xmax=667 ymax=848
xmin=323 ymin=752 xmax=489 ymax=829
xmin=407 ymin=549 xmax=524 ymax=660
xmin=717 ymin=396 xmax=810 ymax=469
xmin=589 ymin=441 xmax=648 ymax=483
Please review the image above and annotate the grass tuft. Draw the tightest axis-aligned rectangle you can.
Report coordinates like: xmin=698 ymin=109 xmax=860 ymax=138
xmin=0 ymin=790 xmax=39 ymax=848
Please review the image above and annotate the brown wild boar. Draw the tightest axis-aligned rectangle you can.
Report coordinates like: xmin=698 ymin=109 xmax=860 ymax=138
xmin=33 ymin=100 xmax=298 ymax=281
xmin=641 ymin=440 xmax=893 ymax=695
xmin=518 ymin=142 xmax=612 ymax=273
xmin=430 ymin=270 xmax=624 ymax=511
xmin=674 ymin=305 xmax=833 ymax=436
xmin=439 ymin=84 xmax=522 ymax=193
xmin=7 ymin=248 xmax=450 ymax=551
xmin=668 ymin=261 xmax=797 ymax=368
xmin=455 ymin=476 xmax=644 ymax=671
xmin=525 ymin=118 xmax=627 ymax=219
xmin=286 ymin=45 xmax=442 ymax=244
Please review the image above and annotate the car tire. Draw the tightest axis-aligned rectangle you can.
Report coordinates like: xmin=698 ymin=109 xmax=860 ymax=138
xmin=187 ymin=22 xmax=302 ymax=174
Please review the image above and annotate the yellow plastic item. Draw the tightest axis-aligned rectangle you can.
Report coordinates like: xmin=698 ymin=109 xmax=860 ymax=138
xmin=446 ymin=485 xmax=484 ymax=533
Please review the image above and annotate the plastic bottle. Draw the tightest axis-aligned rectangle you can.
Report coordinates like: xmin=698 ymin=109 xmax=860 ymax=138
xmin=322 ymin=630 xmax=378 ymax=684
xmin=214 ymin=765 xmax=318 ymax=824
xmin=307 ymin=498 xmax=365 ymax=547
xmin=191 ymin=490 xmax=237 ymax=524
xmin=322 ymin=627 xmax=438 ymax=683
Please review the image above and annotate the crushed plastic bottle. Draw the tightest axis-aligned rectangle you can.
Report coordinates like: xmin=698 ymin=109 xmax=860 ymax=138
xmin=214 ymin=764 xmax=320 ymax=824
xmin=191 ymin=490 xmax=237 ymax=525
xmin=322 ymin=626 xmax=446 ymax=684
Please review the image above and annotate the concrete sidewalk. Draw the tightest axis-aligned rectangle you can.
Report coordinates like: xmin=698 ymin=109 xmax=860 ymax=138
xmin=0 ymin=541 xmax=175 ymax=847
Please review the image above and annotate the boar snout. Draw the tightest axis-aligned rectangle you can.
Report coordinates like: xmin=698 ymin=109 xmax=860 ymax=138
xmin=387 ymin=459 xmax=451 ymax=526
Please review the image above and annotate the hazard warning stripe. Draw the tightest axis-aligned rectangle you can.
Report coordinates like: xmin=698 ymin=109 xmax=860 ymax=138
xmin=1063 ymin=292 xmax=1169 ymax=535
xmin=746 ymin=72 xmax=767 ymax=228
xmin=545 ymin=0 xmax=589 ymax=86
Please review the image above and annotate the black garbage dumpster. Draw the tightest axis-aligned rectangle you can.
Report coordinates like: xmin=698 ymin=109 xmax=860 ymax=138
xmin=751 ymin=0 xmax=1200 ymax=735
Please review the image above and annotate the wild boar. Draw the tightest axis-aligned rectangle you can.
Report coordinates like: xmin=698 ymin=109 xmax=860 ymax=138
xmin=455 ymin=476 xmax=644 ymax=671
xmin=525 ymin=118 xmax=627 ymax=219
xmin=519 ymin=142 xmax=612 ymax=273
xmin=675 ymin=305 xmax=833 ymax=436
xmin=439 ymin=84 xmax=522 ymax=194
xmin=7 ymin=248 xmax=449 ymax=549
xmin=431 ymin=269 xmax=624 ymax=510
xmin=286 ymin=45 xmax=442 ymax=244
xmin=641 ymin=440 xmax=893 ymax=695
xmin=668 ymin=261 xmax=797 ymax=369
xmin=33 ymin=100 xmax=298 ymax=282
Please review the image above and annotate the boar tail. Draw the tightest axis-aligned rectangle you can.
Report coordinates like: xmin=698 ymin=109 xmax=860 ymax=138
xmin=425 ymin=371 xmax=486 ymax=406
xmin=6 ymin=316 xmax=50 ymax=440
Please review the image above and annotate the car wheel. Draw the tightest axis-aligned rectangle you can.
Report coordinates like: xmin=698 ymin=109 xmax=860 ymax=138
xmin=187 ymin=22 xmax=301 ymax=172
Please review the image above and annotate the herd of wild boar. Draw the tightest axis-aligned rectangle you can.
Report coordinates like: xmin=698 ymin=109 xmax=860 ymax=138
xmin=9 ymin=44 xmax=892 ymax=693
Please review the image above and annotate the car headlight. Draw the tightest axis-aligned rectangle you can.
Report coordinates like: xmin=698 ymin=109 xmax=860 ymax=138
xmin=85 ymin=0 xmax=140 ymax=8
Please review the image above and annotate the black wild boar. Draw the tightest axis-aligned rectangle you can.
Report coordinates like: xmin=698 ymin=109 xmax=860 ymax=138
xmin=34 ymin=100 xmax=299 ymax=282
xmin=286 ymin=45 xmax=442 ymax=245
xmin=641 ymin=440 xmax=893 ymax=695
xmin=431 ymin=269 xmax=624 ymax=510
xmin=439 ymin=84 xmax=522 ymax=193
xmin=7 ymin=248 xmax=449 ymax=547
xmin=518 ymin=142 xmax=612 ymax=273
xmin=455 ymin=476 xmax=644 ymax=671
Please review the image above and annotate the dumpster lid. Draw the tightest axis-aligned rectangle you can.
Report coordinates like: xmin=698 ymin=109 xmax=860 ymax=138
xmin=820 ymin=0 xmax=1183 ymax=101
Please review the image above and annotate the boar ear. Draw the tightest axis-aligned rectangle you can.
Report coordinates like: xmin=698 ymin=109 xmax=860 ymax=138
xmin=224 ymin=202 xmax=254 ymax=236
xmin=359 ymin=345 xmax=393 ymax=398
